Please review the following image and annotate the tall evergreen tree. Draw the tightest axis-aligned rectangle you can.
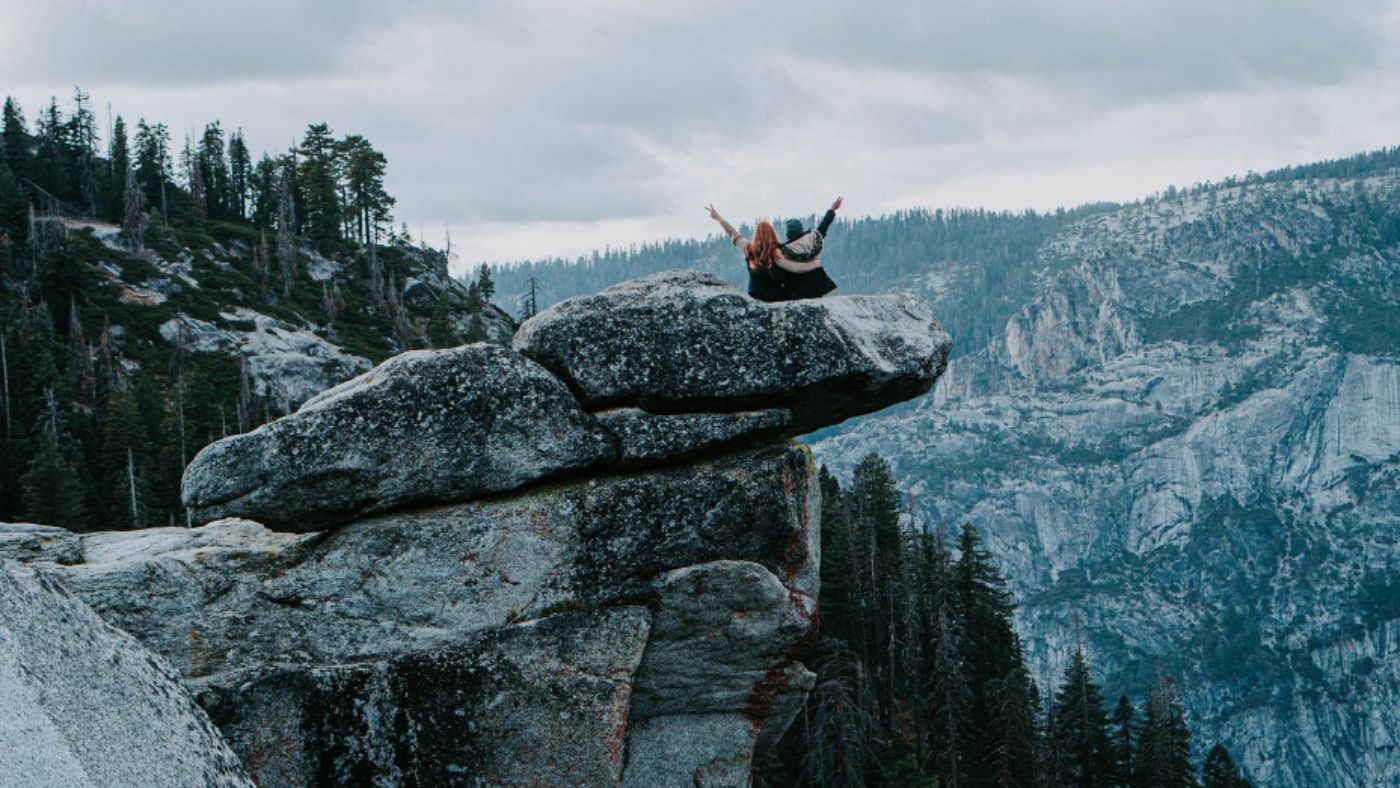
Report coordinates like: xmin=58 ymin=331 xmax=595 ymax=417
xmin=0 ymin=162 xmax=28 ymax=243
xmin=22 ymin=419 xmax=87 ymax=531
xmin=1136 ymin=675 xmax=1194 ymax=788
xmin=296 ymin=123 xmax=341 ymax=243
xmin=198 ymin=122 xmax=229 ymax=220
xmin=228 ymin=129 xmax=251 ymax=221
xmin=1200 ymin=743 xmax=1249 ymax=788
xmin=67 ymin=88 xmax=101 ymax=216
xmin=1049 ymin=648 xmax=1114 ymax=787
xmin=249 ymin=154 xmax=280 ymax=229
xmin=476 ymin=263 xmax=495 ymax=301
xmin=1109 ymin=694 xmax=1136 ymax=786
xmin=104 ymin=115 xmax=129 ymax=223
xmin=2 ymin=97 xmax=31 ymax=184
xmin=343 ymin=134 xmax=392 ymax=244
xmin=101 ymin=384 xmax=150 ymax=529
xmin=427 ymin=293 xmax=459 ymax=347
xmin=32 ymin=97 xmax=71 ymax=203
xmin=133 ymin=119 xmax=171 ymax=221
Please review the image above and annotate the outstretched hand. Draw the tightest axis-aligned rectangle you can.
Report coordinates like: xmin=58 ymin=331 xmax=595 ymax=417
xmin=830 ymin=196 xmax=844 ymax=212
xmin=705 ymin=203 xmax=721 ymax=221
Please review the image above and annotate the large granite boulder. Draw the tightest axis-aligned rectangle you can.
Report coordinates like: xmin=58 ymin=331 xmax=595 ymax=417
xmin=514 ymin=270 xmax=951 ymax=432
xmin=181 ymin=343 xmax=617 ymax=530
xmin=623 ymin=561 xmax=818 ymax=787
xmin=0 ymin=523 xmax=81 ymax=564
xmin=47 ymin=443 xmax=817 ymax=681
xmin=0 ymin=561 xmax=252 ymax=788
xmin=197 ymin=608 xmax=649 ymax=787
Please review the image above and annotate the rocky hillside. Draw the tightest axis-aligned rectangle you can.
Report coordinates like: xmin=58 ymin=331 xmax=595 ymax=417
xmin=814 ymin=173 xmax=1400 ymax=786
xmin=0 ymin=218 xmax=514 ymax=531
xmin=1 ymin=271 xmax=949 ymax=786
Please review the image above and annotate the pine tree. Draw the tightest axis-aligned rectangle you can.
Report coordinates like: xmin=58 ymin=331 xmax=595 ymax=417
xmin=850 ymin=453 xmax=903 ymax=721
xmin=1109 ymin=694 xmax=1136 ymax=787
xmin=250 ymin=154 xmax=280 ymax=229
xmin=296 ymin=123 xmax=341 ymax=244
xmin=2 ymin=97 xmax=30 ymax=183
xmin=1049 ymin=648 xmax=1114 ymax=787
xmin=476 ymin=263 xmax=495 ymax=301
xmin=67 ymin=88 xmax=101 ymax=216
xmin=180 ymin=135 xmax=206 ymax=223
xmin=101 ymin=384 xmax=150 ymax=529
xmin=32 ymin=98 xmax=70 ymax=203
xmin=343 ymin=135 xmax=392 ymax=244
xmin=105 ymin=115 xmax=129 ymax=223
xmin=925 ymin=533 xmax=971 ymax=788
xmin=799 ymin=641 xmax=880 ymax=788
xmin=519 ymin=275 xmax=539 ymax=320
xmin=132 ymin=119 xmax=170 ymax=223
xmin=817 ymin=465 xmax=862 ymax=647
xmin=1200 ymin=743 xmax=1249 ymax=788
xmin=1136 ymin=675 xmax=1194 ymax=788
xmin=0 ymin=161 xmax=28 ymax=242
xmin=463 ymin=310 xmax=488 ymax=343
xmin=22 ymin=421 xmax=87 ymax=531
xmin=228 ymin=129 xmax=251 ymax=221
xmin=427 ymin=293 xmax=460 ymax=348
xmin=198 ymin=122 xmax=229 ymax=220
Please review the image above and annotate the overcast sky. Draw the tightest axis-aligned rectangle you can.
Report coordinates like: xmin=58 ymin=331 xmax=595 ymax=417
xmin=5 ymin=1 xmax=1399 ymax=273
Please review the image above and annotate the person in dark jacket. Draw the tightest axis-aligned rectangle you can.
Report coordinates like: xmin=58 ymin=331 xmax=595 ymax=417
xmin=704 ymin=196 xmax=843 ymax=302
xmin=779 ymin=196 xmax=842 ymax=299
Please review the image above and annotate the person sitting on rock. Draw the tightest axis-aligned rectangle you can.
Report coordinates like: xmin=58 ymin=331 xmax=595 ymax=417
xmin=705 ymin=199 xmax=842 ymax=303
xmin=778 ymin=196 xmax=842 ymax=299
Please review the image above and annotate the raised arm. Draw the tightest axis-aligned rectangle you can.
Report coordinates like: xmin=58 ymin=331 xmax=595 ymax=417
xmin=816 ymin=196 xmax=842 ymax=237
xmin=706 ymin=204 xmax=744 ymax=247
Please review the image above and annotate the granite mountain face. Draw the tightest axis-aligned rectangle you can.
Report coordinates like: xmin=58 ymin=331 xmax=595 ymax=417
xmin=813 ymin=173 xmax=1400 ymax=787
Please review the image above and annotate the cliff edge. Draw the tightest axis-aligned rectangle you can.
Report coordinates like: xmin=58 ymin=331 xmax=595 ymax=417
xmin=5 ymin=270 xmax=949 ymax=787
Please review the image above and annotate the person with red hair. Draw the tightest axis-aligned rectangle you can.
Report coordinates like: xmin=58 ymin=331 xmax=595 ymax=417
xmin=706 ymin=197 xmax=843 ymax=303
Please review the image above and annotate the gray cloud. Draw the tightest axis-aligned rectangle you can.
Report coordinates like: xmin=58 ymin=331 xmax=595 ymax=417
xmin=4 ymin=0 xmax=1397 ymax=267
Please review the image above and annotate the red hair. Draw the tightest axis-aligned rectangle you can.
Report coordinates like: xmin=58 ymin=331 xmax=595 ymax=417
xmin=746 ymin=221 xmax=780 ymax=271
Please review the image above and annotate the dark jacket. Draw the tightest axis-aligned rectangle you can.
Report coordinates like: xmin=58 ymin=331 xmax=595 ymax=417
xmin=747 ymin=265 xmax=788 ymax=302
xmin=778 ymin=209 xmax=838 ymax=299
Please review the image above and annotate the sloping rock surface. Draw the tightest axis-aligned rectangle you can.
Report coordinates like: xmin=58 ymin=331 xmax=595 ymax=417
xmin=514 ymin=270 xmax=950 ymax=432
xmin=182 ymin=343 xmax=617 ymax=530
xmin=0 ymin=561 xmax=252 ymax=788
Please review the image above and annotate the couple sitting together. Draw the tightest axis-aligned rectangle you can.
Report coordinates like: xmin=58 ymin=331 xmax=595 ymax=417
xmin=706 ymin=196 xmax=844 ymax=303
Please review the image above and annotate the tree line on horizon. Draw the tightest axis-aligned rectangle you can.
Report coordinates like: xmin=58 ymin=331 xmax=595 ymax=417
xmin=759 ymin=453 xmax=1252 ymax=788
xmin=489 ymin=142 xmax=1400 ymax=357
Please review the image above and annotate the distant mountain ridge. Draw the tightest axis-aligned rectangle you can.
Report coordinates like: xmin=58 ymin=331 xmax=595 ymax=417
xmin=491 ymin=147 xmax=1400 ymax=787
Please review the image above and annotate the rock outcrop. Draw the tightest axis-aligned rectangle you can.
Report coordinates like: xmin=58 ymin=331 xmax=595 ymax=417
xmin=8 ymin=271 xmax=947 ymax=786
xmin=182 ymin=344 xmax=617 ymax=530
xmin=515 ymin=271 xmax=950 ymax=432
xmin=0 ymin=561 xmax=252 ymax=787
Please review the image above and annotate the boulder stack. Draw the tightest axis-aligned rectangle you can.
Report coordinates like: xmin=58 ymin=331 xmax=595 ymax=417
xmin=9 ymin=271 xmax=950 ymax=786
